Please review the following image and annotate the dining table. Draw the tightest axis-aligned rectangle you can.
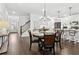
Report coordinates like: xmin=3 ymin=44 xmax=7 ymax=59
xmin=33 ymin=30 xmax=56 ymax=39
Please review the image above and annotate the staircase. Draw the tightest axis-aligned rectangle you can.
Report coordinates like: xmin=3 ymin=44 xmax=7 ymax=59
xmin=20 ymin=20 xmax=30 ymax=37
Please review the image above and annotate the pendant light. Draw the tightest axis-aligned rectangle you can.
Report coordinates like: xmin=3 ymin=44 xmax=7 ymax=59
xmin=57 ymin=10 xmax=60 ymax=18
xmin=69 ymin=7 xmax=72 ymax=16
xmin=40 ymin=3 xmax=51 ymax=21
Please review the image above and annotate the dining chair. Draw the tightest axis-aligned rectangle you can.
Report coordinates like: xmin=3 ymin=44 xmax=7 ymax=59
xmin=41 ymin=33 xmax=55 ymax=54
xmin=55 ymin=31 xmax=62 ymax=49
xmin=69 ymin=30 xmax=76 ymax=43
xmin=28 ymin=30 xmax=39 ymax=50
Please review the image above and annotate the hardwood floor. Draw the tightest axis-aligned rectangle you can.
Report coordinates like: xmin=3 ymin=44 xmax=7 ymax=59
xmin=2 ymin=32 xmax=79 ymax=55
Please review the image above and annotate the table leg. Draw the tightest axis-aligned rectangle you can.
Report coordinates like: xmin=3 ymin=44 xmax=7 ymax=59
xmin=0 ymin=36 xmax=4 ymax=49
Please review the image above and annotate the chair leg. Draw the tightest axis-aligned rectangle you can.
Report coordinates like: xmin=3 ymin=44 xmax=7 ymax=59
xmin=29 ymin=43 xmax=32 ymax=50
xmin=53 ymin=46 xmax=55 ymax=55
xmin=56 ymin=42 xmax=59 ymax=47
xmin=49 ymin=48 xmax=52 ymax=51
xmin=59 ymin=41 xmax=61 ymax=49
xmin=38 ymin=43 xmax=39 ymax=50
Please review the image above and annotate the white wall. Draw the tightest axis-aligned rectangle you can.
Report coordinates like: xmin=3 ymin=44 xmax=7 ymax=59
xmin=19 ymin=14 xmax=30 ymax=26
xmin=30 ymin=14 xmax=40 ymax=31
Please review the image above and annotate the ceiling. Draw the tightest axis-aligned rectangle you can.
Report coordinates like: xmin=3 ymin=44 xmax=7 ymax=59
xmin=3 ymin=3 xmax=79 ymax=17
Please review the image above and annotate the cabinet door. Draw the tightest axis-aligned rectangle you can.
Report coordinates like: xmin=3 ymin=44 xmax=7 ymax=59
xmin=54 ymin=22 xmax=61 ymax=29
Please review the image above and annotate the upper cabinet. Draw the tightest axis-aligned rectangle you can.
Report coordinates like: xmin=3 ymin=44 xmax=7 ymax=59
xmin=54 ymin=22 xmax=61 ymax=29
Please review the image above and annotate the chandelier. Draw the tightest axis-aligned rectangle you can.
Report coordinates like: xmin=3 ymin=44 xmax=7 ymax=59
xmin=40 ymin=3 xmax=51 ymax=21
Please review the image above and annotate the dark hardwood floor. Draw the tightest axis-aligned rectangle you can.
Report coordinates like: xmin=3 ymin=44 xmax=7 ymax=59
xmin=2 ymin=33 xmax=79 ymax=55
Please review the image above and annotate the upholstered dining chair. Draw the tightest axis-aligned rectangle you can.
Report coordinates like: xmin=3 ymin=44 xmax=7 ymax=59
xmin=69 ymin=30 xmax=76 ymax=43
xmin=41 ymin=33 xmax=55 ymax=54
xmin=28 ymin=30 xmax=39 ymax=50
xmin=55 ymin=31 xmax=62 ymax=49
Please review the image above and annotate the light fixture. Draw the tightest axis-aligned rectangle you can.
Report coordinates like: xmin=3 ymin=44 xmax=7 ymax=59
xmin=69 ymin=7 xmax=72 ymax=16
xmin=57 ymin=10 xmax=60 ymax=18
xmin=40 ymin=3 xmax=51 ymax=21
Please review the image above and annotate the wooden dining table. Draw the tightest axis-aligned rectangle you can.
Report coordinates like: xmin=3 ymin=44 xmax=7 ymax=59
xmin=33 ymin=31 xmax=56 ymax=39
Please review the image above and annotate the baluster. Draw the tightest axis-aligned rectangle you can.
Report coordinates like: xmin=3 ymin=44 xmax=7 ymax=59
xmin=20 ymin=26 xmax=22 ymax=35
